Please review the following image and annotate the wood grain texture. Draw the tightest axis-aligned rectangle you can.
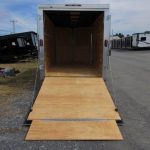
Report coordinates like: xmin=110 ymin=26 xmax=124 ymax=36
xmin=26 ymin=77 xmax=122 ymax=140
xmin=55 ymin=28 xmax=73 ymax=64
xmin=26 ymin=120 xmax=123 ymax=140
xmin=32 ymin=97 xmax=116 ymax=109
xmin=46 ymin=65 xmax=101 ymax=77
xmin=28 ymin=77 xmax=120 ymax=120
xmin=44 ymin=16 xmax=104 ymax=75
xmin=92 ymin=13 xmax=104 ymax=70
xmin=44 ymin=13 xmax=55 ymax=71
xmin=73 ymin=27 xmax=91 ymax=64
xmin=28 ymin=107 xmax=120 ymax=120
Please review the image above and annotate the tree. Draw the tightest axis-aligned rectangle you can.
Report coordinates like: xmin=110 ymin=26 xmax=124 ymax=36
xmin=115 ymin=33 xmax=124 ymax=38
xmin=144 ymin=31 xmax=150 ymax=34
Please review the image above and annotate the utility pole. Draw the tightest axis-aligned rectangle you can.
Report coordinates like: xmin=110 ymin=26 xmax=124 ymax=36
xmin=10 ymin=20 xmax=17 ymax=34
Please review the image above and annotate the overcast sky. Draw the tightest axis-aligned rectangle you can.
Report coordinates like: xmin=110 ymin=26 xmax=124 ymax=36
xmin=0 ymin=0 xmax=150 ymax=36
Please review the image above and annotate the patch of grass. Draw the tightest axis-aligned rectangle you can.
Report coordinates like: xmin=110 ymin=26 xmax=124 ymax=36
xmin=0 ymin=60 xmax=38 ymax=107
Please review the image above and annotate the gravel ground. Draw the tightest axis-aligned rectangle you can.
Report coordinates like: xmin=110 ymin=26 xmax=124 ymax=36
xmin=0 ymin=49 xmax=150 ymax=150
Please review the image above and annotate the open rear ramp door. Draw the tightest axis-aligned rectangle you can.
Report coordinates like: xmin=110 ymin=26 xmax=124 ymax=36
xmin=26 ymin=77 xmax=123 ymax=140
xmin=26 ymin=4 xmax=123 ymax=141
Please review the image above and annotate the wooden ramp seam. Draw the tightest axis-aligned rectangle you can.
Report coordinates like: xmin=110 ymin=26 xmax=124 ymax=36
xmin=27 ymin=118 xmax=120 ymax=121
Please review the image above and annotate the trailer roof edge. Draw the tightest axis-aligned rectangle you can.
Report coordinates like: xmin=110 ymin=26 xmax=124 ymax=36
xmin=38 ymin=4 xmax=109 ymax=10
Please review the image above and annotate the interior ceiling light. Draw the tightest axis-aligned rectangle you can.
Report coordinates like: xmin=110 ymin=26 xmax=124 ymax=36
xmin=70 ymin=12 xmax=80 ymax=24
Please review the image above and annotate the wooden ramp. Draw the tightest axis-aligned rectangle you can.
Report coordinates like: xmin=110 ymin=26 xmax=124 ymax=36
xmin=26 ymin=120 xmax=122 ymax=140
xmin=26 ymin=77 xmax=123 ymax=140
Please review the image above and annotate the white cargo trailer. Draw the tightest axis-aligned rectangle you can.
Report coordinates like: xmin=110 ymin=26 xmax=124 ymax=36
xmin=37 ymin=4 xmax=111 ymax=80
xmin=26 ymin=4 xmax=122 ymax=141
xmin=132 ymin=32 xmax=150 ymax=48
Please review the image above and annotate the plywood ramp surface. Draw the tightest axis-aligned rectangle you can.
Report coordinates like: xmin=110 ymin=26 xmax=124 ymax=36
xmin=26 ymin=120 xmax=123 ymax=140
xmin=26 ymin=77 xmax=122 ymax=140
xmin=28 ymin=77 xmax=120 ymax=120
xmin=28 ymin=107 xmax=120 ymax=120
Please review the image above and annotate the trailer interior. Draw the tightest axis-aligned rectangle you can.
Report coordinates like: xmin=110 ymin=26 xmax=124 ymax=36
xmin=44 ymin=11 xmax=104 ymax=77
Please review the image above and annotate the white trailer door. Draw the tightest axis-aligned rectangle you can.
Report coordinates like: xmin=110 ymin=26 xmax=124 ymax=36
xmin=103 ymin=12 xmax=111 ymax=80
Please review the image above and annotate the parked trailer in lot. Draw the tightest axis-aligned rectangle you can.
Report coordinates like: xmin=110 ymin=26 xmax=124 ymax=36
xmin=111 ymin=36 xmax=120 ymax=49
xmin=116 ymin=39 xmax=122 ymax=49
xmin=121 ymin=36 xmax=132 ymax=49
xmin=111 ymin=39 xmax=122 ymax=49
xmin=121 ymin=37 xmax=126 ymax=49
xmin=0 ymin=31 xmax=37 ymax=56
xmin=26 ymin=4 xmax=122 ymax=141
xmin=125 ymin=36 xmax=132 ymax=48
xmin=132 ymin=32 xmax=150 ymax=48
xmin=111 ymin=32 xmax=150 ymax=49
xmin=111 ymin=36 xmax=132 ymax=49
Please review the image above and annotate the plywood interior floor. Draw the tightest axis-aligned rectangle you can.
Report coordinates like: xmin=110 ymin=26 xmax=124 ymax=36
xmin=26 ymin=77 xmax=123 ymax=140
xmin=45 ymin=65 xmax=101 ymax=77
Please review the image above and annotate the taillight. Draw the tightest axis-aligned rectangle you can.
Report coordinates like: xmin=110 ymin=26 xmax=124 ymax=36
xmin=39 ymin=39 xmax=43 ymax=46
xmin=104 ymin=40 xmax=108 ymax=47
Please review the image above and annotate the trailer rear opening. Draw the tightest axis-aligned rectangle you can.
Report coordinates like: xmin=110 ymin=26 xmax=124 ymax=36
xmin=44 ymin=11 xmax=104 ymax=76
xmin=26 ymin=4 xmax=123 ymax=141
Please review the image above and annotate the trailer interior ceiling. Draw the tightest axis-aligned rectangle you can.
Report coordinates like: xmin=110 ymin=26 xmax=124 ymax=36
xmin=44 ymin=11 xmax=104 ymax=77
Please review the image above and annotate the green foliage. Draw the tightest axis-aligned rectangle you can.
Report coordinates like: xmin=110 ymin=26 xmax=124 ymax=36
xmin=115 ymin=33 xmax=124 ymax=38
